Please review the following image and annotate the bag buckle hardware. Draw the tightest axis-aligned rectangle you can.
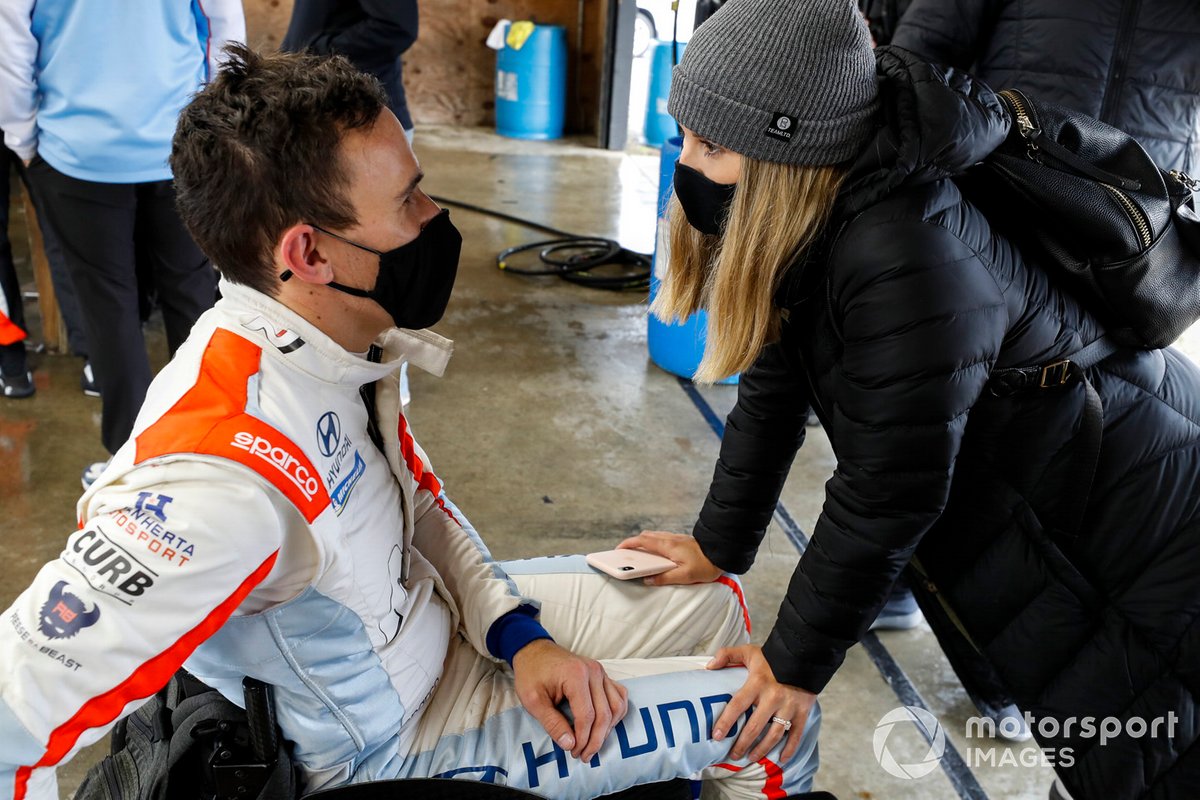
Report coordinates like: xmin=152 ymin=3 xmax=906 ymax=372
xmin=1039 ymin=360 xmax=1072 ymax=388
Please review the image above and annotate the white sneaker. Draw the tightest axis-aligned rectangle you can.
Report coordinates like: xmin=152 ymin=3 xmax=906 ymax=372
xmin=0 ymin=370 xmax=35 ymax=399
xmin=994 ymin=703 xmax=1033 ymax=742
xmin=868 ymin=590 xmax=924 ymax=631
xmin=81 ymin=459 xmax=111 ymax=490
xmin=81 ymin=361 xmax=100 ymax=397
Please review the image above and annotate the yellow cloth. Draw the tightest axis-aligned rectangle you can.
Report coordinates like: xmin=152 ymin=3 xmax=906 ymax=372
xmin=506 ymin=20 xmax=536 ymax=51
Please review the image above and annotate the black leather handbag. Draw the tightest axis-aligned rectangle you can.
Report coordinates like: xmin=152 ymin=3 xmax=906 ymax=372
xmin=961 ymin=87 xmax=1200 ymax=350
xmin=960 ymin=88 xmax=1200 ymax=541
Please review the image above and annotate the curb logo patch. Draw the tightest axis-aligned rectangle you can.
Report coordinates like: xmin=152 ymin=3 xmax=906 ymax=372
xmin=39 ymin=581 xmax=101 ymax=639
xmin=765 ymin=112 xmax=798 ymax=142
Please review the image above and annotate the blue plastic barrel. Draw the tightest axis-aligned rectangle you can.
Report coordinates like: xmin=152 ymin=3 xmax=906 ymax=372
xmin=647 ymin=136 xmax=738 ymax=385
xmin=643 ymin=40 xmax=685 ymax=148
xmin=495 ymin=24 xmax=567 ymax=141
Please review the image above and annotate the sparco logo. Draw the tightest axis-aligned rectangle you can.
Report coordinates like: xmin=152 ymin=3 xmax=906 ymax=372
xmin=231 ymin=431 xmax=321 ymax=500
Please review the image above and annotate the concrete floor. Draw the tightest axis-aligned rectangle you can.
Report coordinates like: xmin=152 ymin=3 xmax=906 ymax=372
xmin=5 ymin=125 xmax=1165 ymax=799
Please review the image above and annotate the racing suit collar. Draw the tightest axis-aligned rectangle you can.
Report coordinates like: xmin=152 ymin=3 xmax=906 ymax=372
xmin=218 ymin=279 xmax=455 ymax=381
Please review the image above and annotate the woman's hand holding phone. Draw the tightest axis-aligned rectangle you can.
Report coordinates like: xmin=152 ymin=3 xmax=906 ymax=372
xmin=616 ymin=531 xmax=723 ymax=586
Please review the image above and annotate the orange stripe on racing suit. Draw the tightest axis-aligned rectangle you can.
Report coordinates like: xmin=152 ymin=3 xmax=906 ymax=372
xmin=397 ymin=412 xmax=461 ymax=526
xmin=711 ymin=757 xmax=787 ymax=799
xmin=716 ymin=576 xmax=752 ymax=636
xmin=11 ymin=551 xmax=278 ymax=800
xmin=135 ymin=328 xmax=330 ymax=523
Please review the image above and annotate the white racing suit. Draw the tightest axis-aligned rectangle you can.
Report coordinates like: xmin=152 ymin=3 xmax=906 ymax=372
xmin=0 ymin=281 xmax=820 ymax=799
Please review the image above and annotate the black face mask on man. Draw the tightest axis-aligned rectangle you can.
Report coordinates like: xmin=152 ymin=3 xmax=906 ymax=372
xmin=673 ymin=161 xmax=737 ymax=236
xmin=284 ymin=209 xmax=463 ymax=330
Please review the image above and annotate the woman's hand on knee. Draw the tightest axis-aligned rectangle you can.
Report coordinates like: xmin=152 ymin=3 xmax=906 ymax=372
xmin=616 ymin=531 xmax=724 ymax=586
xmin=708 ymin=644 xmax=817 ymax=762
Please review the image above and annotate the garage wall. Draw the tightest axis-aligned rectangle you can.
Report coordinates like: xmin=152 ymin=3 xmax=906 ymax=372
xmin=242 ymin=0 xmax=610 ymax=135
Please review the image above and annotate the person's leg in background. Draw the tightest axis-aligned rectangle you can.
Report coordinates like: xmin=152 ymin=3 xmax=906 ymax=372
xmin=134 ymin=179 xmax=215 ymax=356
xmin=18 ymin=162 xmax=94 ymax=390
xmin=25 ymin=158 xmax=151 ymax=462
xmin=869 ymin=571 xmax=922 ymax=631
xmin=401 ymin=556 xmax=821 ymax=799
xmin=0 ymin=148 xmax=34 ymax=398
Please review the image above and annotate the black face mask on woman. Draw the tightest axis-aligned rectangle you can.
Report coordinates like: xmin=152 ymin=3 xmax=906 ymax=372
xmin=673 ymin=161 xmax=737 ymax=236
xmin=285 ymin=209 xmax=463 ymax=330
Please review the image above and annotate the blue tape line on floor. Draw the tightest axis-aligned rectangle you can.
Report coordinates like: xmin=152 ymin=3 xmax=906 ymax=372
xmin=676 ymin=376 xmax=990 ymax=800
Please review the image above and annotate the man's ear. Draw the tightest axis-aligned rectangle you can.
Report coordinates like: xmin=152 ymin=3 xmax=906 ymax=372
xmin=277 ymin=224 xmax=332 ymax=285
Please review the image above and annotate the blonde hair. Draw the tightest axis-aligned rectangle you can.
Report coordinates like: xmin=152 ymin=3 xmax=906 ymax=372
xmin=651 ymin=158 xmax=847 ymax=383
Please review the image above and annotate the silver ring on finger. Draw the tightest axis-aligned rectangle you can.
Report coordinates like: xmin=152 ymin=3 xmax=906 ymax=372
xmin=770 ymin=715 xmax=792 ymax=732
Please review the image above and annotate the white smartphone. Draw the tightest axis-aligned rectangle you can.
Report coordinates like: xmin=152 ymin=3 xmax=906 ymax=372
xmin=585 ymin=549 xmax=676 ymax=580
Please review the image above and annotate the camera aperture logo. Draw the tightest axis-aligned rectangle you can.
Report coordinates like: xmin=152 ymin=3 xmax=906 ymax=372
xmin=873 ymin=706 xmax=946 ymax=779
xmin=873 ymin=707 xmax=1181 ymax=779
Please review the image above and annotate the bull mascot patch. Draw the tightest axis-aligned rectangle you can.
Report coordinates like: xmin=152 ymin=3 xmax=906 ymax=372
xmin=39 ymin=581 xmax=101 ymax=639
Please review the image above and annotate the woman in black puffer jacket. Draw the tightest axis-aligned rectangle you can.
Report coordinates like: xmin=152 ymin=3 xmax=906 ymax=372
xmin=892 ymin=0 xmax=1200 ymax=174
xmin=618 ymin=1 xmax=1200 ymax=797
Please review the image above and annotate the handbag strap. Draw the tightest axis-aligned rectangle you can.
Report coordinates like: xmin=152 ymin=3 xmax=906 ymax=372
xmin=986 ymin=334 xmax=1119 ymax=538
xmin=1057 ymin=377 xmax=1104 ymax=539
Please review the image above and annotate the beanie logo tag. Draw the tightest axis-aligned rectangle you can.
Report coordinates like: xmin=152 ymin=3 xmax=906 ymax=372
xmin=765 ymin=112 xmax=797 ymax=143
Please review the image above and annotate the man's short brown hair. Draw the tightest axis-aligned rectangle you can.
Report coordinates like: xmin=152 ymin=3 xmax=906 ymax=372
xmin=171 ymin=44 xmax=389 ymax=295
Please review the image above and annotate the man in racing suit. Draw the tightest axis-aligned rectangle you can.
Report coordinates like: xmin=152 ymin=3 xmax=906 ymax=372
xmin=0 ymin=45 xmax=821 ymax=800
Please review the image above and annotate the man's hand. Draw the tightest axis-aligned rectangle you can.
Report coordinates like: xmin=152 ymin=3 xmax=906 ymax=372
xmin=512 ymin=639 xmax=628 ymax=762
xmin=617 ymin=531 xmax=723 ymax=586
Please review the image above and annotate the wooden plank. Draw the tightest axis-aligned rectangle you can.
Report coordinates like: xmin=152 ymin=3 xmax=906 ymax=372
xmin=405 ymin=6 xmax=497 ymax=127
xmin=577 ymin=0 xmax=610 ymax=136
xmin=19 ymin=184 xmax=66 ymax=353
xmin=408 ymin=0 xmax=612 ymax=134
xmin=243 ymin=0 xmax=611 ymax=136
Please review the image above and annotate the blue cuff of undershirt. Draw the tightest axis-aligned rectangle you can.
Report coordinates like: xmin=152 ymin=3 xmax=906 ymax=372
xmin=486 ymin=604 xmax=553 ymax=666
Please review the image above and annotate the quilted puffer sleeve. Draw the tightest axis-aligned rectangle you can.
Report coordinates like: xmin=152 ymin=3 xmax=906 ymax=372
xmin=763 ymin=218 xmax=1007 ymax=693
xmin=692 ymin=341 xmax=812 ymax=574
xmin=892 ymin=0 xmax=1005 ymax=72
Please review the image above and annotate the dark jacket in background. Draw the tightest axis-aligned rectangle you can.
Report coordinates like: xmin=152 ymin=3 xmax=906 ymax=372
xmin=696 ymin=47 xmax=1200 ymax=798
xmin=858 ymin=0 xmax=912 ymax=47
xmin=282 ymin=0 xmax=419 ymax=131
xmin=892 ymin=0 xmax=1200 ymax=173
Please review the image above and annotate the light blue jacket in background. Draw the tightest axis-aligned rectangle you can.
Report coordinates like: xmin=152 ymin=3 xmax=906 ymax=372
xmin=0 ymin=0 xmax=244 ymax=183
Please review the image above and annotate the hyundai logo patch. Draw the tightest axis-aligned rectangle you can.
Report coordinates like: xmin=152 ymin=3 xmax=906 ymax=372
xmin=317 ymin=411 xmax=342 ymax=458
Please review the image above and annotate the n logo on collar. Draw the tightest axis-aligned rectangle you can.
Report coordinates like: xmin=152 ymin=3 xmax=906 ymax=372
xmin=241 ymin=315 xmax=305 ymax=354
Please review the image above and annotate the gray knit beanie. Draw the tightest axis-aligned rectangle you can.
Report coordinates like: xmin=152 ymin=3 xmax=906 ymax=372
xmin=668 ymin=0 xmax=880 ymax=165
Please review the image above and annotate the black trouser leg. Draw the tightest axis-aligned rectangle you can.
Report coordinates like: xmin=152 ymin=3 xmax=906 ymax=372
xmin=0 ymin=149 xmax=28 ymax=377
xmin=133 ymin=179 xmax=215 ymax=355
xmin=19 ymin=164 xmax=91 ymax=357
xmin=27 ymin=158 xmax=150 ymax=453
